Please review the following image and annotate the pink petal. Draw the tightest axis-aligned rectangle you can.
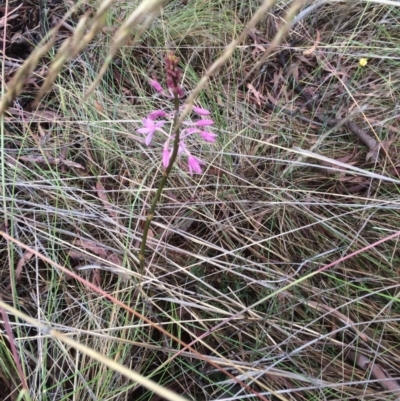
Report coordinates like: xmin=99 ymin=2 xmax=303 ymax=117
xmin=145 ymin=132 xmax=154 ymax=146
xmin=187 ymin=155 xmax=203 ymax=175
xmin=149 ymin=79 xmax=164 ymax=93
xmin=194 ymin=119 xmax=214 ymax=127
xmin=154 ymin=120 xmax=165 ymax=128
xmin=200 ymin=131 xmax=217 ymax=142
xmin=137 ymin=127 xmax=151 ymax=134
xmin=193 ymin=106 xmax=210 ymax=116
xmin=142 ymin=118 xmax=155 ymax=128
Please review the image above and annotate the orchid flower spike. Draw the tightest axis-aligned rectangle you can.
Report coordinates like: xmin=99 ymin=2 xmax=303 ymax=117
xmin=138 ymin=53 xmax=217 ymax=175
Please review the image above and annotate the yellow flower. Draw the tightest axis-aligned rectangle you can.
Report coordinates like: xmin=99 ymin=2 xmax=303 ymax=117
xmin=359 ymin=58 xmax=368 ymax=67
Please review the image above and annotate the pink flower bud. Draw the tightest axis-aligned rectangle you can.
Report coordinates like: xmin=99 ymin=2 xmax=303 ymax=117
xmin=176 ymin=86 xmax=184 ymax=98
xmin=193 ymin=106 xmax=210 ymax=116
xmin=147 ymin=110 xmax=167 ymax=120
xmin=149 ymin=79 xmax=164 ymax=93
xmin=137 ymin=118 xmax=165 ymax=145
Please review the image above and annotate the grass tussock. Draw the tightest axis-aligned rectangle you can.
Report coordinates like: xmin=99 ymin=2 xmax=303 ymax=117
xmin=1 ymin=0 xmax=400 ymax=400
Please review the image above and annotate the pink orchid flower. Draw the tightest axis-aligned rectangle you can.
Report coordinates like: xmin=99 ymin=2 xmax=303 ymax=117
xmin=140 ymin=69 xmax=217 ymax=174
xmin=187 ymin=154 xmax=204 ymax=175
xmin=137 ymin=118 xmax=165 ymax=145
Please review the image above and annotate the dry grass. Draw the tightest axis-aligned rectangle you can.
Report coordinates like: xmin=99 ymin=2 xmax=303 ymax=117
xmin=1 ymin=0 xmax=400 ymax=400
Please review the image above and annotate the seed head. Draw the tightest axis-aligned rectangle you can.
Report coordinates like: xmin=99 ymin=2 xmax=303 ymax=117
xmin=165 ymin=52 xmax=183 ymax=98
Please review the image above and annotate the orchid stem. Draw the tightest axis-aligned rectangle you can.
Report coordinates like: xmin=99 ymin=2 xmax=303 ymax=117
xmin=139 ymin=93 xmax=181 ymax=274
